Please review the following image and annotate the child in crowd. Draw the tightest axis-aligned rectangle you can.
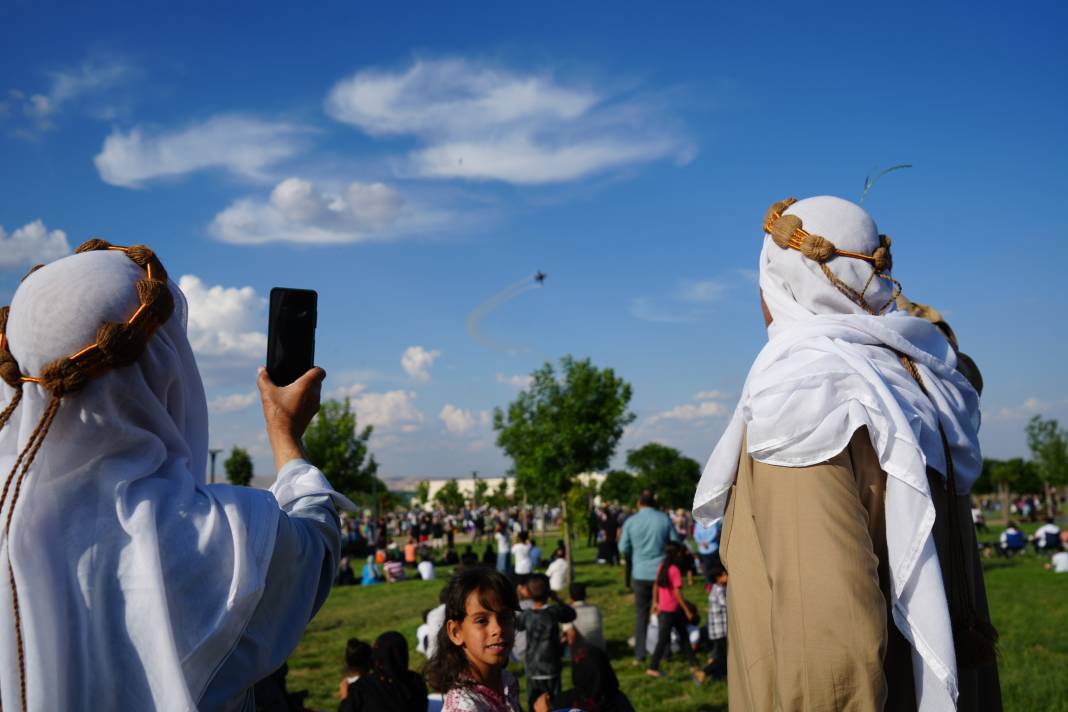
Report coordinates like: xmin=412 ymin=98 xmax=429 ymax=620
xmin=563 ymin=582 xmax=605 ymax=652
xmin=545 ymin=548 xmax=569 ymax=593
xmin=384 ymin=550 xmax=406 ymax=583
xmin=516 ymin=574 xmax=577 ymax=710
xmin=361 ymin=555 xmax=382 ymax=586
xmin=512 ymin=531 xmax=533 ymax=575
xmin=419 ymin=551 xmax=437 ymax=581
xmin=338 ymin=638 xmax=372 ymax=703
xmin=704 ymin=565 xmax=728 ymax=680
xmin=342 ymin=631 xmax=427 ymax=712
xmin=536 ymin=643 xmax=635 ymax=712
xmin=426 ymin=566 xmax=522 ymax=712
xmin=405 ymin=536 xmax=419 ymax=568
xmin=647 ymin=542 xmax=704 ymax=682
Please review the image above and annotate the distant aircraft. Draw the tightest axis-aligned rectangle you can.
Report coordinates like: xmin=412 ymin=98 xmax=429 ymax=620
xmin=535 ymin=271 xmax=547 ymax=284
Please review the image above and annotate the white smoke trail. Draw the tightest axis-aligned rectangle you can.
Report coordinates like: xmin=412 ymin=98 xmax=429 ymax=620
xmin=466 ymin=274 xmax=541 ymax=352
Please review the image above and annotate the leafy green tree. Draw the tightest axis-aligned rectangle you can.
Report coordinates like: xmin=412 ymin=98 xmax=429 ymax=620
xmin=224 ymin=446 xmax=254 ymax=487
xmin=488 ymin=479 xmax=512 ymax=510
xmin=473 ymin=478 xmax=489 ymax=506
xmin=494 ymin=356 xmax=634 ymax=579
xmin=1026 ymin=415 xmax=1068 ymax=514
xmin=416 ymin=480 xmax=431 ymax=506
xmin=435 ymin=479 xmax=466 ymax=511
xmin=626 ymin=442 xmax=701 ymax=511
xmin=600 ymin=469 xmax=639 ymax=505
xmin=303 ymin=398 xmax=382 ymax=508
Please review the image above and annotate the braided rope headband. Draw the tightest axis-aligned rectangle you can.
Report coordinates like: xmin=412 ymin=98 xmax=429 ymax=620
xmin=763 ymin=197 xmax=902 ymax=315
xmin=0 ymin=238 xmax=173 ymax=712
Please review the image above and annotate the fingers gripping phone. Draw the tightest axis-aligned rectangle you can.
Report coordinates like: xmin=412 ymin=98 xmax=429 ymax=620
xmin=266 ymin=287 xmax=317 ymax=386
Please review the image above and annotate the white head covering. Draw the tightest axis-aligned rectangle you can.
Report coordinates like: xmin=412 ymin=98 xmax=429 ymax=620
xmin=692 ymin=196 xmax=981 ymax=711
xmin=0 ymin=249 xmax=331 ymax=710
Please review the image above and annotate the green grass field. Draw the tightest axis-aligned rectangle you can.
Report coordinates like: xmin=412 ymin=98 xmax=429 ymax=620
xmin=289 ymin=531 xmax=1067 ymax=711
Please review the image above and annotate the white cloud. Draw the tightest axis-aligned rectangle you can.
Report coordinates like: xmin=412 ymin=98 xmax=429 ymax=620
xmin=5 ymin=59 xmax=132 ymax=134
xmin=0 ymin=220 xmax=70 ymax=269
xmin=645 ymin=391 xmax=730 ymax=427
xmin=439 ymin=404 xmax=491 ymax=435
xmin=496 ymin=373 xmax=533 ymax=389
xmin=678 ymin=279 xmax=727 ymax=303
xmin=350 ymin=390 xmax=423 ymax=430
xmin=208 ymin=391 xmax=258 ymax=414
xmin=335 ymin=382 xmax=368 ymax=399
xmin=987 ymin=396 xmax=1066 ymax=422
xmin=94 ymin=115 xmax=307 ymax=188
xmin=629 ymin=297 xmax=696 ymax=324
xmin=210 ymin=176 xmax=422 ymax=245
xmin=401 ymin=345 xmax=441 ymax=382
xmin=178 ymin=275 xmax=267 ymax=360
xmin=325 ymin=58 xmax=692 ymax=185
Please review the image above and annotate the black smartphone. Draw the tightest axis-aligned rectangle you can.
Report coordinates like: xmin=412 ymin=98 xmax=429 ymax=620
xmin=266 ymin=287 xmax=317 ymax=387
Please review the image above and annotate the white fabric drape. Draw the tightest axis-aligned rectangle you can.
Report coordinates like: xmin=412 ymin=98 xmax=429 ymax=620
xmin=692 ymin=196 xmax=981 ymax=711
xmin=0 ymin=250 xmax=350 ymax=711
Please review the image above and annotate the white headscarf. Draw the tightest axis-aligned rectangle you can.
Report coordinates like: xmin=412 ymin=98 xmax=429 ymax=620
xmin=692 ymin=196 xmax=981 ymax=711
xmin=0 ymin=249 xmax=340 ymax=710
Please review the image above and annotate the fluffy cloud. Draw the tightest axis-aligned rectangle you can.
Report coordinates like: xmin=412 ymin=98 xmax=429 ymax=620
xmin=496 ymin=373 xmax=533 ymax=389
xmin=208 ymin=391 xmax=258 ymax=414
xmin=0 ymin=220 xmax=70 ymax=269
xmin=94 ymin=115 xmax=307 ymax=188
xmin=178 ymin=275 xmax=267 ymax=360
xmin=401 ymin=345 xmax=441 ymax=382
xmin=678 ymin=279 xmax=727 ymax=303
xmin=632 ymin=276 xmax=732 ymax=323
xmin=209 ymin=176 xmax=413 ymax=245
xmin=325 ymin=59 xmax=692 ymax=185
xmin=645 ymin=391 xmax=730 ymax=427
xmin=350 ymin=390 xmax=423 ymax=430
xmin=439 ymin=404 xmax=491 ymax=435
xmin=987 ymin=396 xmax=1067 ymax=422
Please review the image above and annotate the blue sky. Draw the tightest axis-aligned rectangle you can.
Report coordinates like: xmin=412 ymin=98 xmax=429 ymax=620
xmin=2 ymin=1 xmax=1066 ymax=482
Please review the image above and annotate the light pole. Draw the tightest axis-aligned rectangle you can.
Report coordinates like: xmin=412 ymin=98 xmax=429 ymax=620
xmin=209 ymin=448 xmax=222 ymax=484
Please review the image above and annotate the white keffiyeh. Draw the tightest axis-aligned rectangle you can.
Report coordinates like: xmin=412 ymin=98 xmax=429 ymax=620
xmin=692 ymin=196 xmax=981 ymax=710
xmin=0 ymin=249 xmax=350 ymax=711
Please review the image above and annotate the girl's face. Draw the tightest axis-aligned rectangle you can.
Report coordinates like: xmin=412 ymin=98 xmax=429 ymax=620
xmin=446 ymin=589 xmax=515 ymax=680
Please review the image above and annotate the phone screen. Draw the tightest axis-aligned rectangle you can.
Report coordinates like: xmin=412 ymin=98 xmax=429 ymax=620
xmin=266 ymin=287 xmax=317 ymax=386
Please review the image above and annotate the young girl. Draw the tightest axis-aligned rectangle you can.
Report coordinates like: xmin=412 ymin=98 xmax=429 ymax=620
xmin=426 ymin=566 xmax=522 ymax=712
xmin=647 ymin=541 xmax=705 ymax=682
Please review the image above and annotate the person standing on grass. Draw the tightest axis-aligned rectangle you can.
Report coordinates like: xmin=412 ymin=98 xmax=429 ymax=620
xmin=645 ymin=542 xmax=705 ymax=682
xmin=494 ymin=522 xmax=511 ymax=575
xmin=694 ymin=196 xmax=1000 ymax=710
xmin=618 ymin=489 xmax=680 ymax=666
xmin=512 ymin=530 xmax=533 ymax=575
xmin=516 ymin=574 xmax=577 ymax=710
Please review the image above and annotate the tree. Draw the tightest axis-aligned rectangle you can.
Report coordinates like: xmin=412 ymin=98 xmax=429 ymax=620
xmin=303 ymin=398 xmax=382 ymax=508
xmin=600 ymin=469 xmax=639 ymax=505
xmin=473 ymin=478 xmax=489 ymax=507
xmin=494 ymin=356 xmax=634 ymax=581
xmin=416 ymin=480 xmax=431 ymax=507
xmin=1026 ymin=415 xmax=1068 ymax=515
xmin=224 ymin=446 xmax=254 ymax=487
xmin=488 ymin=479 xmax=512 ymax=510
xmin=626 ymin=442 xmax=701 ymax=510
xmin=435 ymin=479 xmax=465 ymax=511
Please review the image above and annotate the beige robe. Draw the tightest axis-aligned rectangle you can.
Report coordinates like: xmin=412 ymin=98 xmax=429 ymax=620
xmin=721 ymin=428 xmax=1001 ymax=711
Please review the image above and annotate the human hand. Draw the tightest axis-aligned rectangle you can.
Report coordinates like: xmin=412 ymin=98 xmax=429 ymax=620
xmin=257 ymin=366 xmax=326 ymax=470
xmin=533 ymin=692 xmax=552 ymax=712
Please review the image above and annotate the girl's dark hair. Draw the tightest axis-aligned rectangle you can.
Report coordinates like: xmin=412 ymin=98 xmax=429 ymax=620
xmin=345 ymin=637 xmax=372 ymax=673
xmin=656 ymin=541 xmax=683 ymax=588
xmin=424 ymin=566 xmax=519 ymax=693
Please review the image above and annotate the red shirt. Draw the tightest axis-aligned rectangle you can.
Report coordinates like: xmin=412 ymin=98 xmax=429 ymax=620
xmin=656 ymin=564 xmax=683 ymax=612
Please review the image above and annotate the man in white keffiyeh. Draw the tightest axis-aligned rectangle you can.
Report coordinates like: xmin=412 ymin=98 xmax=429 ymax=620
xmin=0 ymin=241 xmax=353 ymax=711
xmin=693 ymin=196 xmax=1000 ymax=711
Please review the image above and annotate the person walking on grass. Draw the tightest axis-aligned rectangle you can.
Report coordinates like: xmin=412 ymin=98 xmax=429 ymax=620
xmin=645 ymin=542 xmax=705 ymax=683
xmin=618 ymin=489 xmax=680 ymax=666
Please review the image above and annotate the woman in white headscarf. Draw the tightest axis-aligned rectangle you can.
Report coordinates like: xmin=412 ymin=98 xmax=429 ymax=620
xmin=0 ymin=240 xmax=353 ymax=711
xmin=693 ymin=197 xmax=999 ymax=711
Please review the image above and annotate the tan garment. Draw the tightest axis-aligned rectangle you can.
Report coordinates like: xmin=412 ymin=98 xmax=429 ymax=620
xmin=721 ymin=428 xmax=1000 ymax=711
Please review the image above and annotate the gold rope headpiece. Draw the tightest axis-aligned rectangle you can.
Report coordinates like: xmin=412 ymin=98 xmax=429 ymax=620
xmin=763 ymin=197 xmax=902 ymax=315
xmin=0 ymin=238 xmax=173 ymax=712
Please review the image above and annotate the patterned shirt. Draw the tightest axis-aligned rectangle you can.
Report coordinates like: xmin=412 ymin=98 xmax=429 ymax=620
xmin=707 ymin=583 xmax=727 ymax=640
xmin=442 ymin=671 xmax=522 ymax=712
